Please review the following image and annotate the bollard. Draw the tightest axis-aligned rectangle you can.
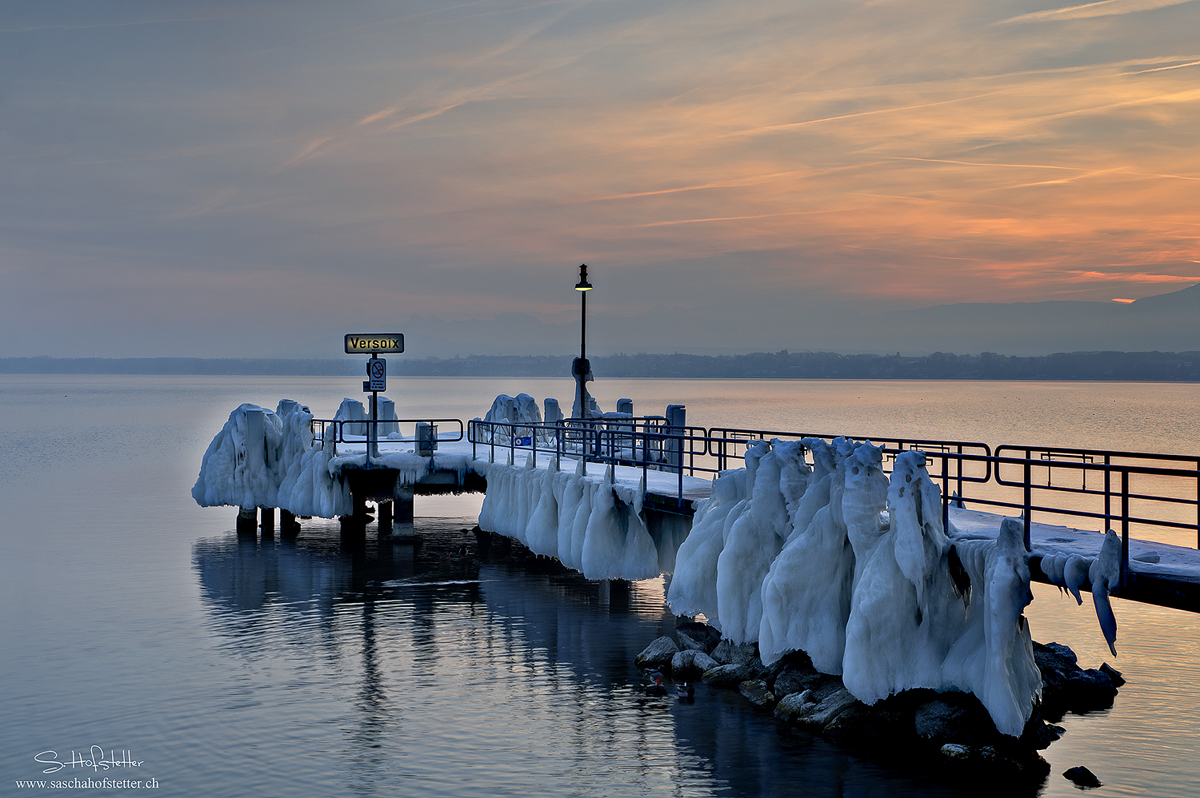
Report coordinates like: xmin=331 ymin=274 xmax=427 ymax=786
xmin=244 ymin=408 xmax=266 ymax=475
xmin=666 ymin=404 xmax=686 ymax=473
xmin=417 ymin=423 xmax=437 ymax=457
xmin=372 ymin=396 xmax=398 ymax=437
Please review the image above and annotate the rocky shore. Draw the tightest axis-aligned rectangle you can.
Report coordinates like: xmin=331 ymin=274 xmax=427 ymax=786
xmin=636 ymin=621 xmax=1122 ymax=788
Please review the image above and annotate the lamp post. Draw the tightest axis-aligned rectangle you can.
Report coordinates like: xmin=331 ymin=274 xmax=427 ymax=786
xmin=573 ymin=263 xmax=592 ymax=420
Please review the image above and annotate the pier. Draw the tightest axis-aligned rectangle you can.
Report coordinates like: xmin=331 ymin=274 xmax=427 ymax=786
xmin=208 ymin=407 xmax=1200 ymax=613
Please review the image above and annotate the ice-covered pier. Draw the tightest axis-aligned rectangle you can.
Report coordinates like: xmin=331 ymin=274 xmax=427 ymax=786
xmin=193 ymin=395 xmax=1200 ymax=610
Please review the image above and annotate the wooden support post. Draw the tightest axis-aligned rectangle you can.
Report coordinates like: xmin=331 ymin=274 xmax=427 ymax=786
xmin=236 ymin=507 xmax=257 ymax=536
xmin=378 ymin=501 xmax=393 ymax=537
xmin=393 ymin=483 xmax=415 ymax=537
xmin=341 ymin=491 xmax=369 ymax=541
xmin=280 ymin=510 xmax=300 ymax=538
xmin=260 ymin=507 xmax=275 ymax=539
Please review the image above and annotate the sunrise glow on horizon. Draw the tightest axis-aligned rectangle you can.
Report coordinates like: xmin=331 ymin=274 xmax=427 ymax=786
xmin=1 ymin=0 xmax=1197 ymax=357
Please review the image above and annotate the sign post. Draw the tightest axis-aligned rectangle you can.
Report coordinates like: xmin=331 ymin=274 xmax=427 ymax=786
xmin=344 ymin=334 xmax=404 ymax=465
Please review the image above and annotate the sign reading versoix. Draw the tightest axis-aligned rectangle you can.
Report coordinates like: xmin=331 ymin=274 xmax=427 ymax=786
xmin=344 ymin=333 xmax=404 ymax=354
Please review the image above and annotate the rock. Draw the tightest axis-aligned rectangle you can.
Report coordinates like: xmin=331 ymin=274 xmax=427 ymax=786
xmin=671 ymin=649 xmax=719 ymax=680
xmin=774 ymin=691 xmax=815 ymax=722
xmin=1039 ymin=641 xmax=1078 ymax=666
xmin=915 ymin=700 xmax=971 ymax=743
xmin=770 ymin=654 xmax=825 ymax=696
xmin=1099 ymin=662 xmax=1126 ymax=687
xmin=912 ymin=695 xmax=999 ymax=747
xmin=710 ymin=638 xmax=759 ymax=667
xmin=739 ymin=679 xmax=777 ymax=708
xmin=1035 ymin=642 xmax=1119 ymax=718
xmin=941 ymin=743 xmax=972 ymax=761
xmin=782 ymin=685 xmax=860 ymax=730
xmin=1133 ymin=551 xmax=1160 ymax=563
xmin=1063 ymin=766 xmax=1102 ymax=788
xmin=702 ymin=663 xmax=755 ymax=688
xmin=676 ymin=622 xmax=721 ymax=653
xmin=823 ymin=701 xmax=894 ymax=738
xmin=636 ymin=636 xmax=680 ymax=670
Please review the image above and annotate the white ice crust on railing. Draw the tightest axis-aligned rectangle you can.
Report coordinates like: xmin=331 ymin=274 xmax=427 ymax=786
xmin=477 ymin=454 xmax=665 ymax=581
xmin=668 ymin=439 xmax=1049 ymax=737
xmin=193 ymin=399 xmax=473 ymax=519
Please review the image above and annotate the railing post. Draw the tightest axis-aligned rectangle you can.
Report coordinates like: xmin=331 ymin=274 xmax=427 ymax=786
xmin=641 ymin=425 xmax=648 ymax=498
xmin=1104 ymin=455 xmax=1111 ymax=532
xmin=1121 ymin=468 xmax=1130 ymax=589
xmin=1023 ymin=454 xmax=1032 ymax=551
xmin=956 ymin=444 xmax=963 ymax=502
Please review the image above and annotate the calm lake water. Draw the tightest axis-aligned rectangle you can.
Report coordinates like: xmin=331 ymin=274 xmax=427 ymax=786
xmin=1 ymin=375 xmax=1198 ymax=797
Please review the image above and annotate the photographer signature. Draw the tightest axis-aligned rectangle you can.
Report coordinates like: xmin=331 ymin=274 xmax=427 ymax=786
xmin=34 ymin=746 xmax=144 ymax=774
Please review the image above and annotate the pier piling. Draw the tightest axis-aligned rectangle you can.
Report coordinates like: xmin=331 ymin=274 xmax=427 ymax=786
xmin=378 ymin=500 xmax=393 ymax=536
xmin=260 ymin=507 xmax=275 ymax=538
xmin=236 ymin=507 xmax=257 ymax=536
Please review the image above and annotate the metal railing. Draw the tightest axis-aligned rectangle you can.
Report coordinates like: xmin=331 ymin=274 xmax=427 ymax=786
xmin=469 ymin=417 xmax=710 ymax=505
xmin=467 ymin=418 xmax=1200 ymax=581
xmin=312 ymin=417 xmax=465 ymax=452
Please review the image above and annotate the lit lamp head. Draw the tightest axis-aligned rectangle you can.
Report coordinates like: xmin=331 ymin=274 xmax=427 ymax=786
xmin=575 ymin=263 xmax=592 ymax=291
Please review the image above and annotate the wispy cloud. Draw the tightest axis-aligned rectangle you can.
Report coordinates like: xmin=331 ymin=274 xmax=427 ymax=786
xmin=999 ymin=0 xmax=1196 ymax=24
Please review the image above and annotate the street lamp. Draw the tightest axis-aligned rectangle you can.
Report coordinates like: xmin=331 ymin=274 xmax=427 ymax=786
xmin=573 ymin=264 xmax=592 ymax=420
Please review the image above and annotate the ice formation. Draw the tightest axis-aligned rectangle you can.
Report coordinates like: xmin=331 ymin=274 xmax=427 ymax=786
xmin=715 ymin=442 xmax=809 ymax=643
xmin=757 ymin=438 xmax=853 ymax=673
xmin=664 ymin=469 xmax=749 ymax=626
xmin=942 ymin=519 xmax=1042 ymax=735
xmin=192 ymin=401 xmax=347 ymax=514
xmin=1039 ymin=530 xmax=1121 ymax=656
xmin=193 ymin=397 xmax=471 ymax=519
xmin=477 ymin=454 xmax=663 ymax=581
xmin=668 ymin=439 xmax=1048 ymax=737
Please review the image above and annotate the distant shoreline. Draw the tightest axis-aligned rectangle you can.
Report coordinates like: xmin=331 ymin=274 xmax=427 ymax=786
xmin=3 ymin=351 xmax=1197 ymax=381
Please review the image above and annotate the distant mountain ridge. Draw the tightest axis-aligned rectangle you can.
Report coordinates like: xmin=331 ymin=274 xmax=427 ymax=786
xmin=4 ymin=350 xmax=1197 ymax=381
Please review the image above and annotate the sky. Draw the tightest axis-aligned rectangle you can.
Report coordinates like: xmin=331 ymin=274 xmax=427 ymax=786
xmin=2 ymin=0 xmax=1198 ymax=359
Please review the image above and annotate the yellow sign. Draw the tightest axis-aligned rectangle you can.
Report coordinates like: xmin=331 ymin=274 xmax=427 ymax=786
xmin=344 ymin=333 xmax=404 ymax=354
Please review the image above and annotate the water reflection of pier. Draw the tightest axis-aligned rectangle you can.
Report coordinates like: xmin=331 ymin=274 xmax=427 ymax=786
xmin=192 ymin=525 xmax=961 ymax=797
